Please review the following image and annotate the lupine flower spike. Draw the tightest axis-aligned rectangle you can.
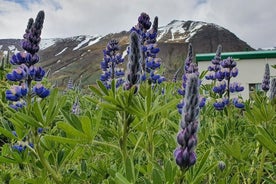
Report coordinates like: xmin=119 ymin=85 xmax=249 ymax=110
xmin=270 ymin=78 xmax=276 ymax=100
xmin=100 ymin=39 xmax=125 ymax=89
xmin=6 ymin=10 xmax=49 ymax=110
xmin=131 ymin=13 xmax=165 ymax=84
xmin=261 ymin=63 xmax=270 ymax=92
xmin=124 ymin=32 xmax=142 ymax=93
xmin=174 ymin=73 xmax=200 ymax=169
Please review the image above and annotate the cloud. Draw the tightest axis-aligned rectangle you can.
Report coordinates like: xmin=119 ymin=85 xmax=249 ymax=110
xmin=0 ymin=0 xmax=275 ymax=49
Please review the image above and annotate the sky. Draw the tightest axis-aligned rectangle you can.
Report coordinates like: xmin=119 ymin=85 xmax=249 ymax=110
xmin=0 ymin=0 xmax=275 ymax=49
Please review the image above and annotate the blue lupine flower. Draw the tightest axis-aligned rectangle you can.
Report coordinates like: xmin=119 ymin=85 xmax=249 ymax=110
xmin=29 ymin=66 xmax=45 ymax=81
xmin=100 ymin=39 xmax=125 ymax=88
xmin=6 ymin=65 xmax=28 ymax=81
xmin=37 ymin=127 xmax=44 ymax=134
xmin=6 ymin=11 xmax=49 ymax=105
xmin=233 ymin=98 xmax=244 ymax=109
xmin=124 ymin=32 xmax=142 ymax=92
xmin=270 ymin=78 xmax=276 ymax=100
xmin=6 ymin=85 xmax=28 ymax=101
xmin=175 ymin=73 xmax=199 ymax=169
xmin=199 ymin=96 xmax=206 ymax=108
xmin=213 ymin=98 xmax=226 ymax=110
xmin=9 ymin=100 xmax=26 ymax=110
xmin=261 ymin=63 xmax=270 ymax=92
xmin=229 ymin=82 xmax=244 ymax=93
xmin=72 ymin=98 xmax=80 ymax=115
xmin=130 ymin=13 xmax=165 ymax=84
xmin=213 ymin=81 xmax=226 ymax=94
xmin=33 ymin=83 xmax=50 ymax=98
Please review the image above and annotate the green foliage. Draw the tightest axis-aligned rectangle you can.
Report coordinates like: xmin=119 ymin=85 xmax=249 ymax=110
xmin=0 ymin=77 xmax=275 ymax=183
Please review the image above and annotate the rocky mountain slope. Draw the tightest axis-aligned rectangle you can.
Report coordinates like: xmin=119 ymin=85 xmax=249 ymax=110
xmin=0 ymin=20 xmax=254 ymax=87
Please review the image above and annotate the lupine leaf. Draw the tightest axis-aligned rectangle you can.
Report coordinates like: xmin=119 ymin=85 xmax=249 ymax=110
xmin=0 ymin=156 xmax=18 ymax=163
xmin=89 ymin=85 xmax=103 ymax=97
xmin=13 ymin=112 xmax=42 ymax=127
xmin=125 ymin=157 xmax=135 ymax=183
xmin=152 ymin=168 xmax=163 ymax=184
xmin=0 ymin=127 xmax=17 ymax=139
xmin=115 ymin=173 xmax=131 ymax=184
xmin=57 ymin=122 xmax=87 ymax=139
xmin=97 ymin=80 xmax=109 ymax=96
xmin=44 ymin=135 xmax=81 ymax=145
xmin=33 ymin=101 xmax=44 ymax=124
xmin=80 ymin=116 xmax=92 ymax=139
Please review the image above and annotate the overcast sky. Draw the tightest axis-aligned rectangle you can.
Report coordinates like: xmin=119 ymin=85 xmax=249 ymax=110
xmin=0 ymin=0 xmax=275 ymax=49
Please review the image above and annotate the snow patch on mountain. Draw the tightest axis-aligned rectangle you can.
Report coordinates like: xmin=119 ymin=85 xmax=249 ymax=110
xmin=40 ymin=39 xmax=57 ymax=50
xmin=55 ymin=47 xmax=68 ymax=56
xmin=157 ymin=20 xmax=208 ymax=42
xmin=87 ymin=36 xmax=102 ymax=47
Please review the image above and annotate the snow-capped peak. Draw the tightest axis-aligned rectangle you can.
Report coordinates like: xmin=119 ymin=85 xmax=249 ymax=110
xmin=157 ymin=20 xmax=208 ymax=42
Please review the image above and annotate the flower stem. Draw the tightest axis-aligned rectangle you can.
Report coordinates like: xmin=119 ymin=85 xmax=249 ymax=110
xmin=36 ymin=138 xmax=62 ymax=183
xmin=256 ymin=147 xmax=266 ymax=184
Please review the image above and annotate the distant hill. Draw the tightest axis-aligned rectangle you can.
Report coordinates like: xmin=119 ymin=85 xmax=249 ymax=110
xmin=0 ymin=20 xmax=254 ymax=87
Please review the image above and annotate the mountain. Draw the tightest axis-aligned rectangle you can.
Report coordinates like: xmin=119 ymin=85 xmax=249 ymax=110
xmin=0 ymin=20 xmax=254 ymax=87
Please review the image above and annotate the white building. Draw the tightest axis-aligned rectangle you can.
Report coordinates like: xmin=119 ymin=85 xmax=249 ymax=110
xmin=196 ymin=50 xmax=276 ymax=99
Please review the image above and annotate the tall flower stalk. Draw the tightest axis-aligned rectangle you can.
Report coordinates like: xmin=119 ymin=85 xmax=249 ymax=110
xmin=261 ymin=63 xmax=270 ymax=92
xmin=100 ymin=39 xmax=125 ymax=89
xmin=6 ymin=10 xmax=49 ymax=110
xmin=130 ymin=12 xmax=165 ymax=84
xmin=205 ymin=45 xmax=244 ymax=110
xmin=174 ymin=73 xmax=200 ymax=170
xmin=124 ymin=32 xmax=142 ymax=92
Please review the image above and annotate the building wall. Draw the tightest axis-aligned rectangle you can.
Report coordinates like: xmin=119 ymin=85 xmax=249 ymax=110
xmin=198 ymin=58 xmax=276 ymax=99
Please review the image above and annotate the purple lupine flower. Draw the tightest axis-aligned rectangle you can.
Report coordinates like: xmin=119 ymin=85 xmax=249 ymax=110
xmin=261 ymin=63 xmax=270 ymax=92
xmin=213 ymin=81 xmax=226 ymax=94
xmin=205 ymin=45 xmax=222 ymax=81
xmin=124 ymin=32 xmax=142 ymax=92
xmin=131 ymin=14 xmax=165 ymax=84
xmin=37 ymin=127 xmax=44 ymax=134
xmin=29 ymin=66 xmax=45 ymax=81
xmin=229 ymin=82 xmax=244 ymax=93
xmin=6 ymin=85 xmax=28 ymax=101
xmin=100 ymin=39 xmax=125 ymax=89
xmin=233 ymin=98 xmax=244 ymax=109
xmin=67 ymin=77 xmax=74 ymax=90
xmin=9 ymin=100 xmax=26 ymax=111
xmin=72 ymin=98 xmax=80 ymax=115
xmin=22 ymin=11 xmax=44 ymax=55
xmin=175 ymin=73 xmax=199 ymax=169
xmin=270 ymin=78 xmax=276 ymax=100
xmin=218 ymin=161 xmax=226 ymax=171
xmin=213 ymin=98 xmax=229 ymax=110
xmin=6 ymin=11 xmax=49 ymax=105
xmin=199 ymin=96 xmax=206 ymax=108
xmin=6 ymin=64 xmax=28 ymax=81
xmin=33 ymin=83 xmax=50 ymax=98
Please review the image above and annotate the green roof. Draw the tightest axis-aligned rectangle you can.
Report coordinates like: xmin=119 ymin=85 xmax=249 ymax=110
xmin=196 ymin=50 xmax=276 ymax=62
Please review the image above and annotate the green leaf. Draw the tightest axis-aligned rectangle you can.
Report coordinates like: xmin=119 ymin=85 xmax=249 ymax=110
xmin=194 ymin=149 xmax=211 ymax=178
xmin=164 ymin=161 xmax=174 ymax=184
xmin=33 ymin=101 xmax=45 ymax=123
xmin=0 ymin=156 xmax=18 ymax=163
xmin=97 ymin=80 xmax=109 ymax=95
xmin=125 ymin=157 xmax=135 ymax=183
xmin=43 ymin=135 xmax=81 ymax=145
xmin=152 ymin=168 xmax=163 ymax=184
xmin=80 ymin=116 xmax=92 ymax=138
xmin=115 ymin=173 xmax=131 ymax=184
xmin=0 ymin=127 xmax=17 ymax=139
xmin=57 ymin=122 xmax=87 ymax=139
xmin=255 ymin=134 xmax=276 ymax=153
xmin=13 ymin=112 xmax=42 ymax=127
xmin=89 ymin=85 xmax=103 ymax=97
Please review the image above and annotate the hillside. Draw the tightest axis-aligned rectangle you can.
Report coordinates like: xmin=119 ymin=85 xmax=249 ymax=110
xmin=0 ymin=20 xmax=254 ymax=87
